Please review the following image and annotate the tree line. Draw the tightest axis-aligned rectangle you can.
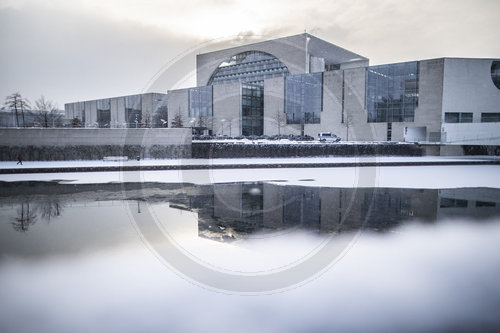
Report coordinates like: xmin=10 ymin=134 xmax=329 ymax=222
xmin=1 ymin=92 xmax=63 ymax=128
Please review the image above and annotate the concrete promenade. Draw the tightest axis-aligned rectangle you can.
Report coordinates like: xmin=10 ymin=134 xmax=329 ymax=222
xmin=1 ymin=156 xmax=499 ymax=174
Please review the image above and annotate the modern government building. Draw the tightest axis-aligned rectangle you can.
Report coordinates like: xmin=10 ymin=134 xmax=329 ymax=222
xmin=65 ymin=33 xmax=500 ymax=145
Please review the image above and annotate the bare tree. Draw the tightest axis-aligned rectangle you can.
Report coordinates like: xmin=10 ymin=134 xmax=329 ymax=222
xmin=171 ymin=108 xmax=184 ymax=128
xmin=2 ymin=92 xmax=31 ymax=127
xmin=38 ymin=197 xmax=64 ymax=222
xmin=273 ymin=108 xmax=287 ymax=135
xmin=12 ymin=202 xmax=37 ymax=232
xmin=343 ymin=114 xmax=353 ymax=141
xmin=32 ymin=95 xmax=63 ymax=127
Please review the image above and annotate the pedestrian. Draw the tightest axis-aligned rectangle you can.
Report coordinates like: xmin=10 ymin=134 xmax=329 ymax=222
xmin=17 ymin=154 xmax=22 ymax=165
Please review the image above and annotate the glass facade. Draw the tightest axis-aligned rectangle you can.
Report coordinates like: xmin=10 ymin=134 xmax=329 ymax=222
xmin=208 ymin=51 xmax=290 ymax=86
xmin=75 ymin=101 xmax=85 ymax=124
xmin=492 ymin=61 xmax=500 ymax=90
xmin=444 ymin=112 xmax=473 ymax=123
xmin=96 ymin=99 xmax=110 ymax=128
xmin=125 ymin=95 xmax=142 ymax=128
xmin=242 ymin=84 xmax=264 ymax=136
xmin=366 ymin=61 xmax=419 ymax=123
xmin=189 ymin=86 xmax=213 ymax=118
xmin=151 ymin=93 xmax=168 ymax=114
xmin=151 ymin=93 xmax=168 ymax=128
xmin=284 ymin=73 xmax=323 ymax=124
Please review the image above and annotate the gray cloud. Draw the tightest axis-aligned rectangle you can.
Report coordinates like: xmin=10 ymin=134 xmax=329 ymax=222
xmin=0 ymin=0 xmax=499 ymax=107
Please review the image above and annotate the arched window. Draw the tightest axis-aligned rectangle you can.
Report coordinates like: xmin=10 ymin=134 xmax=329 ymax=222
xmin=492 ymin=61 xmax=500 ymax=90
xmin=207 ymin=51 xmax=290 ymax=86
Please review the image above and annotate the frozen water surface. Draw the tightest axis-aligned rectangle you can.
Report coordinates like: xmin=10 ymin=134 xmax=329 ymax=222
xmin=1 ymin=164 xmax=500 ymax=332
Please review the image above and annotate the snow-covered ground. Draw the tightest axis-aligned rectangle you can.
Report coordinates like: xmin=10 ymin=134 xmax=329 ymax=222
xmin=1 ymin=158 xmax=499 ymax=189
xmin=0 ymin=155 xmax=496 ymax=169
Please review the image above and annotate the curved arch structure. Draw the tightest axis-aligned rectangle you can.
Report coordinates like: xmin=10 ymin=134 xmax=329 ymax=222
xmin=492 ymin=61 xmax=500 ymax=90
xmin=207 ymin=51 xmax=290 ymax=86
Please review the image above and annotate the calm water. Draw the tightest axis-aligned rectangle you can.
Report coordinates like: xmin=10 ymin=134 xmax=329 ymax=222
xmin=1 ymin=181 xmax=500 ymax=332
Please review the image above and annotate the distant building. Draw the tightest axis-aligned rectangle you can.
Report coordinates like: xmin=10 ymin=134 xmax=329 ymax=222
xmin=65 ymin=93 xmax=168 ymax=128
xmin=65 ymin=33 xmax=500 ymax=145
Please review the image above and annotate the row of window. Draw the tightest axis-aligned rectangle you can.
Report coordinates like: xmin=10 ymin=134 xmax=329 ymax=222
xmin=440 ymin=197 xmax=497 ymax=208
xmin=444 ymin=112 xmax=500 ymax=123
xmin=69 ymin=94 xmax=168 ymax=128
xmin=208 ymin=51 xmax=290 ymax=86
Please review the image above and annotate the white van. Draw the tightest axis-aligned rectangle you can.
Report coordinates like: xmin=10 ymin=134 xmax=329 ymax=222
xmin=317 ymin=132 xmax=341 ymax=142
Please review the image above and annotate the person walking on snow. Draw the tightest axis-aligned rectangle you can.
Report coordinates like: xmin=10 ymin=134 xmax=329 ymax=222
xmin=17 ymin=154 xmax=22 ymax=165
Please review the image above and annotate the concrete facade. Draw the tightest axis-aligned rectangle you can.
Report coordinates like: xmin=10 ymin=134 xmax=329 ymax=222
xmin=65 ymin=93 xmax=168 ymax=128
xmin=196 ymin=33 xmax=368 ymax=87
xmin=65 ymin=34 xmax=500 ymax=147
xmin=442 ymin=58 xmax=500 ymax=121
xmin=213 ymin=82 xmax=241 ymax=136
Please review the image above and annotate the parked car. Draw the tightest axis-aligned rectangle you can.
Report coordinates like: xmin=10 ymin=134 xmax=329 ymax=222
xmin=317 ymin=132 xmax=341 ymax=142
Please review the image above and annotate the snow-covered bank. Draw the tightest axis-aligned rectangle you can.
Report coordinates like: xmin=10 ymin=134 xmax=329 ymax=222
xmin=0 ymin=155 xmax=496 ymax=170
xmin=1 ymin=163 xmax=499 ymax=189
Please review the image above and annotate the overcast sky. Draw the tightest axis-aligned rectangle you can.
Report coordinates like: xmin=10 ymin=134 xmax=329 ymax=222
xmin=1 ymin=0 xmax=499 ymax=108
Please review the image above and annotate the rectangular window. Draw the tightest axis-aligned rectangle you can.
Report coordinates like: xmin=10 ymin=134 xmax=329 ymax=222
xmin=189 ymin=86 xmax=213 ymax=118
xmin=241 ymin=84 xmax=264 ymax=136
xmin=440 ymin=198 xmax=468 ymax=208
xmin=444 ymin=112 xmax=473 ymax=123
xmin=366 ymin=61 xmax=419 ymax=123
xmin=475 ymin=201 xmax=496 ymax=207
xmin=285 ymin=72 xmax=323 ymax=124
xmin=97 ymin=110 xmax=110 ymax=128
xmin=96 ymin=99 xmax=110 ymax=128
xmin=75 ymin=101 xmax=85 ymax=124
xmin=125 ymin=95 xmax=142 ymax=128
xmin=151 ymin=93 xmax=168 ymax=128
xmin=481 ymin=113 xmax=500 ymax=123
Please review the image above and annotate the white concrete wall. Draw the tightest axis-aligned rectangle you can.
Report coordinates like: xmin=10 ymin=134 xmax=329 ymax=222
xmin=263 ymin=76 xmax=285 ymax=135
xmin=213 ymin=82 xmax=241 ymax=136
xmin=442 ymin=59 xmax=500 ymax=122
xmin=442 ymin=123 xmax=500 ymax=145
xmin=0 ymin=128 xmax=191 ymax=147
xmin=414 ymin=59 xmax=445 ymax=141
xmin=317 ymin=70 xmax=343 ymax=138
xmin=404 ymin=126 xmax=427 ymax=142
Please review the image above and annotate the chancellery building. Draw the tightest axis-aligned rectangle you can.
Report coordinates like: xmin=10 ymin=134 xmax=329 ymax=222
xmin=65 ymin=33 xmax=500 ymax=145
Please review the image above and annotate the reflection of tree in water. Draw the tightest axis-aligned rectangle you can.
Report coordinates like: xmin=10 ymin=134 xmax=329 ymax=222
xmin=12 ymin=202 xmax=38 ymax=232
xmin=11 ymin=197 xmax=64 ymax=232
xmin=38 ymin=197 xmax=64 ymax=222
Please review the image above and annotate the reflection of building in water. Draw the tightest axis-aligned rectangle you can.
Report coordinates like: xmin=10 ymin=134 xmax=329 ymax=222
xmin=190 ymin=183 xmax=440 ymax=242
xmin=438 ymin=188 xmax=500 ymax=220
xmin=4 ymin=181 xmax=499 ymax=241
